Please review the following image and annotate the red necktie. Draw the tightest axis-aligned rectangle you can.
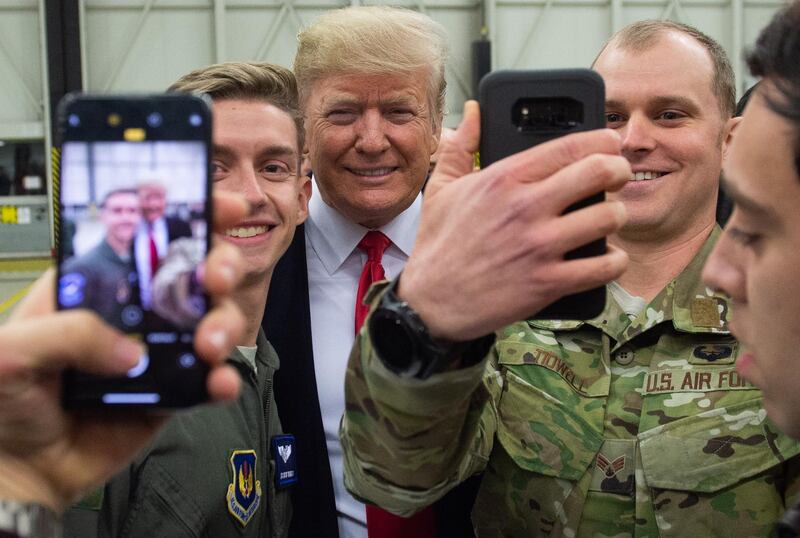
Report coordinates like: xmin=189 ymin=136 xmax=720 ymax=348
xmin=354 ymin=231 xmax=438 ymax=538
xmin=148 ymin=226 xmax=160 ymax=278
xmin=354 ymin=231 xmax=391 ymax=333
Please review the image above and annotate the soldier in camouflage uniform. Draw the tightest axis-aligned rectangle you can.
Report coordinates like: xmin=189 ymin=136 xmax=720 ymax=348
xmin=340 ymin=20 xmax=800 ymax=538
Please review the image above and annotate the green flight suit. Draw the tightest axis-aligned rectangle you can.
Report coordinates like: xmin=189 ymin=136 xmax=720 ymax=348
xmin=66 ymin=329 xmax=292 ymax=538
xmin=341 ymin=228 xmax=800 ymax=537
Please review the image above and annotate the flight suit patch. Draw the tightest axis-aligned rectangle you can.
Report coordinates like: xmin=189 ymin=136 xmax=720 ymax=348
xmin=272 ymin=434 xmax=298 ymax=489
xmin=226 ymin=449 xmax=262 ymax=527
xmin=59 ymin=272 xmax=86 ymax=307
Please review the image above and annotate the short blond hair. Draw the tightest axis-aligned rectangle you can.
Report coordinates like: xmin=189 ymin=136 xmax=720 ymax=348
xmin=294 ymin=6 xmax=448 ymax=129
xmin=169 ymin=62 xmax=304 ymax=158
xmin=594 ymin=20 xmax=735 ymax=117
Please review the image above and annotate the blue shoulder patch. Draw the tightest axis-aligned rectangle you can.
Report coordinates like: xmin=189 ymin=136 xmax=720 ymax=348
xmin=59 ymin=272 xmax=86 ymax=307
xmin=226 ymin=449 xmax=262 ymax=527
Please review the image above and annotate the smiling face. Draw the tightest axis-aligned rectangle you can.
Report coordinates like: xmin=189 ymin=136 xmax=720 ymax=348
xmin=212 ymin=99 xmax=310 ymax=281
xmin=304 ymin=70 xmax=440 ymax=228
xmin=703 ymin=83 xmax=800 ymax=437
xmin=594 ymin=31 xmax=735 ymax=244
xmin=138 ymin=183 xmax=167 ymax=224
xmin=101 ymin=191 xmax=141 ymax=254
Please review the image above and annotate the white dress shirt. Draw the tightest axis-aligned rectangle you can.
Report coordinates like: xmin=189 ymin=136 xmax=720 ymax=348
xmin=134 ymin=216 xmax=169 ymax=309
xmin=305 ymin=178 xmax=421 ymax=538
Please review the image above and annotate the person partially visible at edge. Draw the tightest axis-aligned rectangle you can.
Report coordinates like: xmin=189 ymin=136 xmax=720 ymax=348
xmin=64 ymin=62 xmax=311 ymax=538
xmin=340 ymin=18 xmax=800 ymax=537
xmin=702 ymin=2 xmax=800 ymax=536
xmin=0 ymin=190 xmax=247 ymax=538
xmin=262 ymin=7 xmax=481 ymax=537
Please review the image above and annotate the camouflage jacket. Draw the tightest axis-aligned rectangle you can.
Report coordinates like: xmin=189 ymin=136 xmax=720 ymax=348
xmin=341 ymin=228 xmax=800 ymax=537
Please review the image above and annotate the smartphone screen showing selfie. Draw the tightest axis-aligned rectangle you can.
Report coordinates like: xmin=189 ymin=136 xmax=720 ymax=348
xmin=479 ymin=69 xmax=606 ymax=320
xmin=58 ymin=94 xmax=212 ymax=408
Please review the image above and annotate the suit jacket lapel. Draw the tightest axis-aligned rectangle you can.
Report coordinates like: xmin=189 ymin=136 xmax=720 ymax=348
xmin=263 ymin=224 xmax=340 ymax=537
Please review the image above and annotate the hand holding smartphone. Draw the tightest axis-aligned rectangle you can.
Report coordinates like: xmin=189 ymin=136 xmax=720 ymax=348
xmin=479 ymin=69 xmax=607 ymax=320
xmin=57 ymin=93 xmax=213 ymax=408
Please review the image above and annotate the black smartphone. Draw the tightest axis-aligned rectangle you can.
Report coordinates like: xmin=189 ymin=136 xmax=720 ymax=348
xmin=57 ymin=93 xmax=213 ymax=408
xmin=479 ymin=68 xmax=607 ymax=320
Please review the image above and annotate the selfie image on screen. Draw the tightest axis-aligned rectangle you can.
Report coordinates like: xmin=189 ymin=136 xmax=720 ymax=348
xmin=58 ymin=140 xmax=209 ymax=401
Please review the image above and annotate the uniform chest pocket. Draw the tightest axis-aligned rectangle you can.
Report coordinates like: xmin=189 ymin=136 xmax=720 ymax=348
xmin=495 ymin=341 xmax=606 ymax=480
xmin=638 ymin=396 xmax=800 ymax=537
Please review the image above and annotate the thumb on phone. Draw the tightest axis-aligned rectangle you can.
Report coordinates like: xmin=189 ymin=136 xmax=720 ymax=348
xmin=425 ymin=100 xmax=480 ymax=197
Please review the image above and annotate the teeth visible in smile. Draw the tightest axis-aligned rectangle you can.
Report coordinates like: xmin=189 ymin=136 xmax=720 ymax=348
xmin=226 ymin=225 xmax=269 ymax=238
xmin=352 ymin=168 xmax=394 ymax=177
xmin=630 ymin=171 xmax=665 ymax=181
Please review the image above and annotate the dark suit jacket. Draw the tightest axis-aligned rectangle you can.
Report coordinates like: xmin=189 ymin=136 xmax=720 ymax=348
xmin=263 ymin=224 xmax=480 ymax=538
xmin=165 ymin=216 xmax=193 ymax=242
xmin=134 ymin=216 xmax=194 ymax=330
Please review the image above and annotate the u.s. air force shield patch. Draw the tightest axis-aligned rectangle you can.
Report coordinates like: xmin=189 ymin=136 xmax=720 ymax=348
xmin=226 ymin=450 xmax=262 ymax=526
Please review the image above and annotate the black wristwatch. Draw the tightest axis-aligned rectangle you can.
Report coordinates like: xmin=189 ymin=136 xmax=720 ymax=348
xmin=368 ymin=277 xmax=495 ymax=379
xmin=0 ymin=500 xmax=61 ymax=538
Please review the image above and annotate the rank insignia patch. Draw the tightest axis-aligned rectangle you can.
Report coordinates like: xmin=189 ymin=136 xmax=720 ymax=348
xmin=226 ymin=450 xmax=262 ymax=527
xmin=596 ymin=453 xmax=626 ymax=478
xmin=590 ymin=439 xmax=635 ymax=496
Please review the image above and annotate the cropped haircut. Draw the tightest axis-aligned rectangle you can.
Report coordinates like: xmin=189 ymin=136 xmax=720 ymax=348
xmin=746 ymin=0 xmax=800 ymax=178
xmin=594 ymin=20 xmax=736 ymax=117
xmin=101 ymin=188 xmax=138 ymax=208
xmin=169 ymin=62 xmax=304 ymax=163
xmin=293 ymin=6 xmax=448 ymax=130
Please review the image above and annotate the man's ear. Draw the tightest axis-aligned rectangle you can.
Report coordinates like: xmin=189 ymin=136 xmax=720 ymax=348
xmin=722 ymin=116 xmax=743 ymax=160
xmin=296 ymin=176 xmax=312 ymax=224
xmin=429 ymin=121 xmax=442 ymax=156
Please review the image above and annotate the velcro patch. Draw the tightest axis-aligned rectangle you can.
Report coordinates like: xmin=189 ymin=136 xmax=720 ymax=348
xmin=691 ymin=298 xmax=721 ymax=328
xmin=272 ymin=434 xmax=298 ymax=489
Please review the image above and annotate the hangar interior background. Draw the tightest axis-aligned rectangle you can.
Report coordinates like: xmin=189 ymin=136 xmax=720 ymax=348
xmin=0 ymin=0 xmax=784 ymax=317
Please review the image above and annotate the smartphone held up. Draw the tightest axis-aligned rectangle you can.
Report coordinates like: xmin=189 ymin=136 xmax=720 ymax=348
xmin=479 ymin=68 xmax=607 ymax=320
xmin=56 ymin=94 xmax=213 ymax=408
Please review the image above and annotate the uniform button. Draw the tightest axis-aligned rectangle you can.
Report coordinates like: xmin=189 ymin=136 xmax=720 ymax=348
xmin=614 ymin=348 xmax=635 ymax=365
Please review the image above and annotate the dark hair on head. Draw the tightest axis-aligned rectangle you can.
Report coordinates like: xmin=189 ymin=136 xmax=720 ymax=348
xmin=100 ymin=188 xmax=138 ymax=208
xmin=735 ymin=82 xmax=760 ymax=117
xmin=746 ymin=0 xmax=800 ymax=177
xmin=169 ymin=62 xmax=304 ymax=165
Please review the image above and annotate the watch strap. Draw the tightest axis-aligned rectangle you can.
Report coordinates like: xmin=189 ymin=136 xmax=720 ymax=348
xmin=371 ymin=276 xmax=495 ymax=379
xmin=0 ymin=500 xmax=61 ymax=538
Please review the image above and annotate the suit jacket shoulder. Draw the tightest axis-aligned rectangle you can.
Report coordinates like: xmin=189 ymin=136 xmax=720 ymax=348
xmin=165 ymin=216 xmax=192 ymax=241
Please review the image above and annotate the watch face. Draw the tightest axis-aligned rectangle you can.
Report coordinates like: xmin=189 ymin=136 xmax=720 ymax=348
xmin=370 ymin=309 xmax=417 ymax=375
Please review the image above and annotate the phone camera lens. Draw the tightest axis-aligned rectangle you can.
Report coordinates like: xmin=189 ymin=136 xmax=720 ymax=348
xmin=68 ymin=114 xmax=80 ymax=127
xmin=189 ymin=113 xmax=202 ymax=127
xmin=147 ymin=112 xmax=163 ymax=127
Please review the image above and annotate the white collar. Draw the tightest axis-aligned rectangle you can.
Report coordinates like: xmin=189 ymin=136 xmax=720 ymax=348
xmin=305 ymin=176 xmax=421 ymax=275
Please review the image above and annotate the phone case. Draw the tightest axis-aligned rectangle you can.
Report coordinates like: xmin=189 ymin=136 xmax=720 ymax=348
xmin=479 ymin=69 xmax=607 ymax=320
